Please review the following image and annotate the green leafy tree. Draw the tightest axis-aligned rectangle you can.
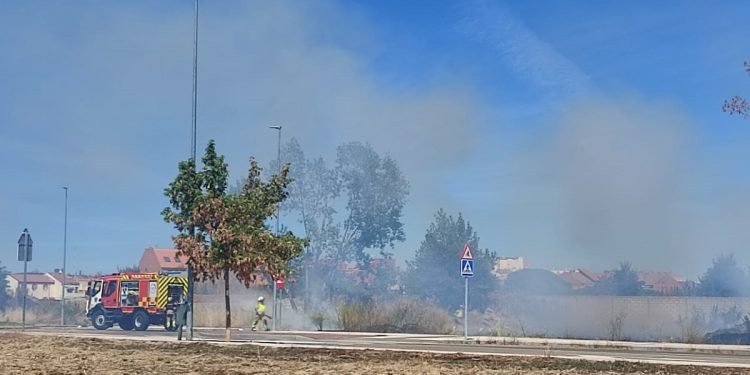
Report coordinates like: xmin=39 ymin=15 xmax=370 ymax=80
xmin=268 ymin=139 xmax=409 ymax=304
xmin=0 ymin=261 xmax=9 ymax=310
xmin=268 ymin=139 xmax=340 ymax=303
xmin=698 ymin=254 xmax=749 ymax=297
xmin=162 ymin=157 xmax=202 ymax=235
xmin=335 ymin=142 xmax=408 ymax=262
xmin=404 ymin=209 xmax=498 ymax=311
xmin=163 ymin=140 xmax=306 ymax=341
xmin=587 ymin=262 xmax=645 ymax=296
xmin=723 ymin=61 xmax=750 ymax=118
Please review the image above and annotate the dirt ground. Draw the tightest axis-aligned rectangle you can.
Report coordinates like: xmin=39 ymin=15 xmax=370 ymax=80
xmin=0 ymin=333 xmax=746 ymax=375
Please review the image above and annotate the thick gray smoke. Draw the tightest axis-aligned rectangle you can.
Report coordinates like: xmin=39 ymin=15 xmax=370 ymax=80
xmin=499 ymin=97 xmax=750 ymax=278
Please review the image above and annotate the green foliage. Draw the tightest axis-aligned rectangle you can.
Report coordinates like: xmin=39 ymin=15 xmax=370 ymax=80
xmin=0 ymin=261 xmax=9 ymax=310
xmin=722 ymin=61 xmax=750 ymax=118
xmin=336 ymin=142 xmax=408 ymax=259
xmin=404 ymin=209 xmax=499 ymax=310
xmin=322 ymin=257 xmax=401 ymax=304
xmin=587 ymin=262 xmax=645 ymax=296
xmin=267 ymin=138 xmax=409 ymax=303
xmin=201 ymin=140 xmax=229 ymax=198
xmin=162 ymin=157 xmax=202 ymax=234
xmin=698 ymin=254 xmax=749 ymax=297
xmin=504 ymin=269 xmax=572 ymax=295
xmin=162 ymin=140 xmax=306 ymax=337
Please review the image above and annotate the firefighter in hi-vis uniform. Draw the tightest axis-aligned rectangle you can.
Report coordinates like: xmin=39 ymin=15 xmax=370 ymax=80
xmin=251 ymin=296 xmax=271 ymax=331
xmin=165 ymin=296 xmax=177 ymax=331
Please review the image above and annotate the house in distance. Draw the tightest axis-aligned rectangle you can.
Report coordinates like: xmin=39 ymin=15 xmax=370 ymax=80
xmin=138 ymin=247 xmax=187 ymax=275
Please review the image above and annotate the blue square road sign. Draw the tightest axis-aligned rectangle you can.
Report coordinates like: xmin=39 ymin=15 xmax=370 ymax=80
xmin=461 ymin=259 xmax=474 ymax=277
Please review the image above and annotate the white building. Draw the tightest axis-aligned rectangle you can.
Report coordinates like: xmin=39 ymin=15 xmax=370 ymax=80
xmin=5 ymin=272 xmax=92 ymax=300
xmin=492 ymin=257 xmax=527 ymax=280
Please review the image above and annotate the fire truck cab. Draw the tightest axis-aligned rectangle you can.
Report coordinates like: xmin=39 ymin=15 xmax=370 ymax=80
xmin=85 ymin=272 xmax=187 ymax=331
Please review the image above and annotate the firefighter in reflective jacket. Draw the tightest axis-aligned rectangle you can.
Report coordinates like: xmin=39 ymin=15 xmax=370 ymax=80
xmin=251 ymin=296 xmax=271 ymax=331
xmin=165 ymin=296 xmax=177 ymax=331
xmin=454 ymin=304 xmax=464 ymax=324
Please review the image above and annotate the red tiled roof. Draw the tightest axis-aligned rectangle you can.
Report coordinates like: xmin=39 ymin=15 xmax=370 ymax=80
xmin=553 ymin=268 xmax=602 ymax=290
xmin=47 ymin=272 xmax=93 ymax=284
xmin=147 ymin=248 xmax=187 ymax=270
xmin=638 ymin=271 xmax=684 ymax=293
xmin=8 ymin=273 xmax=55 ymax=284
xmin=578 ymin=268 xmax=602 ymax=282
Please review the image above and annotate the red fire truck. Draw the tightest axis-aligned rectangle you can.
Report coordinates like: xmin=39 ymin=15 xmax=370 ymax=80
xmin=85 ymin=272 xmax=188 ymax=331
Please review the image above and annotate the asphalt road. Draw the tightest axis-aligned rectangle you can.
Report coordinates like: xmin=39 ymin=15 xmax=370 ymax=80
xmin=23 ymin=326 xmax=750 ymax=368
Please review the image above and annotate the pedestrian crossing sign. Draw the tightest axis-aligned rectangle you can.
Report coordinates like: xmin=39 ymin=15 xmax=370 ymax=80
xmin=461 ymin=259 xmax=474 ymax=277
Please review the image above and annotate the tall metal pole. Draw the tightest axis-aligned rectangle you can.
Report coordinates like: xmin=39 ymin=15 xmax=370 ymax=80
xmin=187 ymin=0 xmax=199 ymax=341
xmin=464 ymin=277 xmax=468 ymax=341
xmin=269 ymin=125 xmax=282 ymax=331
xmin=271 ymin=126 xmax=281 ymax=235
xmin=61 ymin=187 xmax=68 ymax=326
xmin=22 ymin=233 xmax=29 ymax=330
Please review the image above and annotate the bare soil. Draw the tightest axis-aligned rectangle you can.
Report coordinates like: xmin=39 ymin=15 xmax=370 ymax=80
xmin=0 ymin=333 xmax=746 ymax=374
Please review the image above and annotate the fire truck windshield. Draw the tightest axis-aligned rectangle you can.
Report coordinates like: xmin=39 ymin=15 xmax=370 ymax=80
xmin=102 ymin=281 xmax=116 ymax=297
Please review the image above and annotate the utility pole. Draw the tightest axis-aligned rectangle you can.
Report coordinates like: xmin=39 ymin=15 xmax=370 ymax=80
xmin=61 ymin=187 xmax=68 ymax=326
xmin=187 ymin=0 xmax=199 ymax=341
xmin=17 ymin=229 xmax=33 ymax=330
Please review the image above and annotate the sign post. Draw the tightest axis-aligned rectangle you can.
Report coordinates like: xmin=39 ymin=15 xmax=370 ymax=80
xmin=275 ymin=277 xmax=285 ymax=329
xmin=460 ymin=243 xmax=474 ymax=341
xmin=17 ymin=228 xmax=33 ymax=330
xmin=271 ymin=275 xmax=278 ymax=332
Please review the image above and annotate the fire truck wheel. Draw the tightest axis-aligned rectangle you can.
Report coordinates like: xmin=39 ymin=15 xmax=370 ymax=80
xmin=119 ymin=317 xmax=134 ymax=331
xmin=133 ymin=310 xmax=150 ymax=331
xmin=91 ymin=311 xmax=108 ymax=331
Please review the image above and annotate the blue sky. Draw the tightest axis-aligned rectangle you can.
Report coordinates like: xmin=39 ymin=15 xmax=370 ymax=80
xmin=1 ymin=0 xmax=749 ymax=278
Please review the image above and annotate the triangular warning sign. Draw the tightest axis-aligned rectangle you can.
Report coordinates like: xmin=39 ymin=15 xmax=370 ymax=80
xmin=462 ymin=261 xmax=473 ymax=274
xmin=460 ymin=243 xmax=473 ymax=260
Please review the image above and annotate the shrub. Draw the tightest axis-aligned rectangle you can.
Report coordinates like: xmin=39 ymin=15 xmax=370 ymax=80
xmin=335 ymin=298 xmax=453 ymax=334
xmin=309 ymin=309 xmax=327 ymax=331
xmin=335 ymin=303 xmax=369 ymax=331
xmin=0 ymin=298 xmax=88 ymax=326
xmin=679 ymin=309 xmax=706 ymax=344
xmin=606 ymin=312 xmax=626 ymax=341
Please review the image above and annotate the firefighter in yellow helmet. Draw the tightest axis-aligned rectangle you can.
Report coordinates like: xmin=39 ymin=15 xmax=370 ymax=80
xmin=251 ymin=296 xmax=271 ymax=331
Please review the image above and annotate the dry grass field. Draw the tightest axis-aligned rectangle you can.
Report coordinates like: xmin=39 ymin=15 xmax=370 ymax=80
xmin=0 ymin=333 xmax=747 ymax=374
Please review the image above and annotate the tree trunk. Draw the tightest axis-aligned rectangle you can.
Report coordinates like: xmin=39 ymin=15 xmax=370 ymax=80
xmin=224 ymin=267 xmax=231 ymax=342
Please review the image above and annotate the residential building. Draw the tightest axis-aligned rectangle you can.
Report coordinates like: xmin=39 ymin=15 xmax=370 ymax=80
xmin=553 ymin=268 xmax=602 ymax=290
xmin=139 ymin=247 xmax=187 ymax=275
xmin=638 ymin=272 xmax=685 ymax=294
xmin=553 ymin=268 xmax=686 ymax=294
xmin=47 ymin=272 xmax=92 ymax=299
xmin=6 ymin=273 xmax=56 ymax=299
xmin=6 ymin=272 xmax=94 ymax=300
xmin=492 ymin=257 xmax=527 ymax=280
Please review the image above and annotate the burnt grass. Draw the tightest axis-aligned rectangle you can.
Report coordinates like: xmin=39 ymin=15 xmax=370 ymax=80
xmin=0 ymin=333 xmax=747 ymax=374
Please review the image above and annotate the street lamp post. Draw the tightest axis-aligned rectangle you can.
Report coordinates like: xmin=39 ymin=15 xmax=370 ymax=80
xmin=269 ymin=125 xmax=281 ymax=331
xmin=61 ymin=187 xmax=68 ymax=326
xmin=186 ymin=0 xmax=199 ymax=342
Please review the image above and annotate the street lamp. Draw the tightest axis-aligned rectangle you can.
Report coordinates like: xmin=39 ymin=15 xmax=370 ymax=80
xmin=269 ymin=125 xmax=281 ymax=331
xmin=186 ymin=0 xmax=199 ymax=342
xmin=61 ymin=186 xmax=68 ymax=326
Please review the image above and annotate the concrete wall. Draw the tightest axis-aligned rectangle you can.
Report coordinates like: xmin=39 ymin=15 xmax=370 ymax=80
xmin=492 ymin=295 xmax=750 ymax=341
